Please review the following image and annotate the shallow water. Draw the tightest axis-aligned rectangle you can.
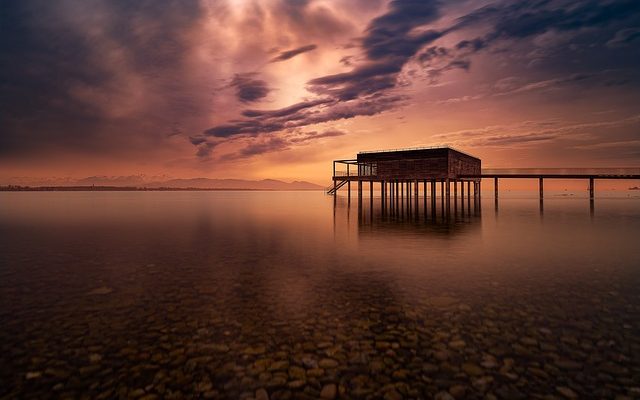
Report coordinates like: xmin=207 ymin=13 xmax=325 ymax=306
xmin=1 ymin=191 xmax=639 ymax=399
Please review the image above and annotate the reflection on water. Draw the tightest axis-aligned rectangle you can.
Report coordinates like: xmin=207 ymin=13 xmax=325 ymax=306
xmin=0 ymin=191 xmax=639 ymax=399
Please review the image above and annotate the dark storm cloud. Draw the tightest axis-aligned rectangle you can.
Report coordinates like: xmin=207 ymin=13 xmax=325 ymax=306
xmin=218 ymin=129 xmax=348 ymax=160
xmin=196 ymin=0 xmax=444 ymax=157
xmin=457 ymin=0 xmax=640 ymax=41
xmin=0 ymin=0 xmax=205 ymax=156
xmin=269 ymin=44 xmax=317 ymax=62
xmin=230 ymin=73 xmax=271 ymax=103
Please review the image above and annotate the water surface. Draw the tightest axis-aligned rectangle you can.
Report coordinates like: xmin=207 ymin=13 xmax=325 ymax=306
xmin=1 ymin=191 xmax=639 ymax=399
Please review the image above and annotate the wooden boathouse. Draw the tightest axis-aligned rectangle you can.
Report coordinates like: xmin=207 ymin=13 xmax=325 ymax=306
xmin=329 ymin=146 xmax=640 ymax=214
xmin=328 ymin=146 xmax=482 ymax=207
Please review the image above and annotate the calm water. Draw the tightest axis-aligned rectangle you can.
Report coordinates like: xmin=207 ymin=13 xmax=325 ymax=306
xmin=1 ymin=191 xmax=639 ymax=399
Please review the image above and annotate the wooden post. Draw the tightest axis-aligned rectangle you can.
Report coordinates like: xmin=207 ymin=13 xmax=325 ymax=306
xmin=445 ymin=178 xmax=451 ymax=216
xmin=358 ymin=180 xmax=362 ymax=203
xmin=539 ymin=178 xmax=544 ymax=200
xmin=589 ymin=177 xmax=594 ymax=199
xmin=348 ymin=180 xmax=351 ymax=202
xmin=431 ymin=180 xmax=436 ymax=215
xmin=369 ymin=180 xmax=373 ymax=199
xmin=332 ymin=161 xmax=336 ymax=194
xmin=395 ymin=181 xmax=398 ymax=206
xmin=467 ymin=181 xmax=471 ymax=209
xmin=494 ymin=177 xmax=498 ymax=199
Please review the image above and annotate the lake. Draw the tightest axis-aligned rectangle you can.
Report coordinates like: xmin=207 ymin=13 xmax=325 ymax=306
xmin=1 ymin=191 xmax=639 ymax=399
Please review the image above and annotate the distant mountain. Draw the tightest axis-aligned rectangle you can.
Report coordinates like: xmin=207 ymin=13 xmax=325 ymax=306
xmin=145 ymin=178 xmax=322 ymax=190
xmin=2 ymin=176 xmax=323 ymax=190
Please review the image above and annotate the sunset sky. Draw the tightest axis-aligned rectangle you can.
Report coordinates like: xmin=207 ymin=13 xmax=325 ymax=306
xmin=2 ymin=0 xmax=640 ymax=185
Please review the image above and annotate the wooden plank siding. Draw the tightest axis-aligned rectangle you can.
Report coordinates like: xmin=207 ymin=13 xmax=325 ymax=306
xmin=356 ymin=148 xmax=480 ymax=180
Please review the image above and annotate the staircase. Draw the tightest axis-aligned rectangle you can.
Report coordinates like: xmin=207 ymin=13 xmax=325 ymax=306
xmin=325 ymin=180 xmax=348 ymax=195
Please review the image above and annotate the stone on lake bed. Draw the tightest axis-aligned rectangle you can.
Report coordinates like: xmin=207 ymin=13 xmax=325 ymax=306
xmin=448 ymin=340 xmax=466 ymax=350
xmin=288 ymin=380 xmax=306 ymax=389
xmin=255 ymin=388 xmax=269 ymax=400
xmin=320 ymin=383 xmax=337 ymax=399
xmin=449 ymin=384 xmax=466 ymax=398
xmin=306 ymin=368 xmax=324 ymax=378
xmin=556 ymin=386 xmax=578 ymax=399
xmin=428 ymin=296 xmax=460 ymax=308
xmin=462 ymin=363 xmax=484 ymax=376
xmin=25 ymin=371 xmax=41 ymax=379
xmin=434 ymin=391 xmax=455 ymax=400
xmin=244 ymin=345 xmax=267 ymax=355
xmin=87 ymin=286 xmax=113 ymax=295
xmin=288 ymin=366 xmax=306 ymax=381
xmin=318 ymin=359 xmax=339 ymax=368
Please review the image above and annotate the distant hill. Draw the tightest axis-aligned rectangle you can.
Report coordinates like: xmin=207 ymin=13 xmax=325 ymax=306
xmin=145 ymin=178 xmax=322 ymax=190
xmin=2 ymin=176 xmax=323 ymax=191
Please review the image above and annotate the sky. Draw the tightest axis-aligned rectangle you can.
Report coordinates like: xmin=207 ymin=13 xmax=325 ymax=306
xmin=1 ymin=0 xmax=640 ymax=185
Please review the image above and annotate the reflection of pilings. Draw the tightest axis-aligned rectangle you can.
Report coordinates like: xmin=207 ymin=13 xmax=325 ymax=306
xmin=423 ymin=180 xmax=428 ymax=219
xmin=453 ymin=179 xmax=458 ymax=215
xmin=348 ymin=180 xmax=351 ymax=203
xmin=445 ymin=178 xmax=451 ymax=217
xmin=358 ymin=180 xmax=362 ymax=207
xmin=539 ymin=177 xmax=544 ymax=200
xmin=460 ymin=180 xmax=465 ymax=212
xmin=467 ymin=181 xmax=471 ymax=211
xmin=414 ymin=179 xmax=419 ymax=219
xmin=395 ymin=180 xmax=399 ymax=211
xmin=494 ymin=177 xmax=499 ymax=211
xmin=440 ymin=179 xmax=445 ymax=212
xmin=539 ymin=178 xmax=544 ymax=213
xmin=430 ymin=180 xmax=436 ymax=217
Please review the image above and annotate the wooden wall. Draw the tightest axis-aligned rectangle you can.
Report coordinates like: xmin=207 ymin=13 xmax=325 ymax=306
xmin=357 ymin=148 xmax=480 ymax=179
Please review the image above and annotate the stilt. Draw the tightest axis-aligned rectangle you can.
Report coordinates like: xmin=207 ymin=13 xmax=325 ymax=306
xmin=589 ymin=177 xmax=594 ymax=200
xmin=453 ymin=179 xmax=458 ymax=214
xmin=494 ymin=177 xmax=499 ymax=199
xmin=369 ymin=180 xmax=373 ymax=199
xmin=347 ymin=180 xmax=351 ymax=203
xmin=423 ymin=180 xmax=427 ymax=218
xmin=445 ymin=178 xmax=451 ymax=216
xmin=539 ymin=178 xmax=544 ymax=200
xmin=431 ymin=180 xmax=436 ymax=216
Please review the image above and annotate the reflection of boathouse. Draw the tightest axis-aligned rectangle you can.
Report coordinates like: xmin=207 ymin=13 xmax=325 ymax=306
xmin=328 ymin=147 xmax=482 ymax=209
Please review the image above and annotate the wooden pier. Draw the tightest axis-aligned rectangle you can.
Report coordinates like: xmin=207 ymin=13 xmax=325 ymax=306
xmin=329 ymin=147 xmax=640 ymax=215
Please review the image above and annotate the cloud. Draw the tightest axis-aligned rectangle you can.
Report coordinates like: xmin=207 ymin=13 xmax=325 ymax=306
xmin=289 ymin=129 xmax=346 ymax=143
xmin=606 ymin=28 xmax=640 ymax=47
xmin=230 ymin=73 xmax=271 ymax=103
xmin=269 ymin=44 xmax=317 ymax=62
xmin=195 ymin=0 xmax=444 ymax=158
xmin=219 ymin=129 xmax=346 ymax=160
xmin=431 ymin=114 xmax=640 ymax=148
xmin=0 ymin=0 xmax=210 ymax=157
